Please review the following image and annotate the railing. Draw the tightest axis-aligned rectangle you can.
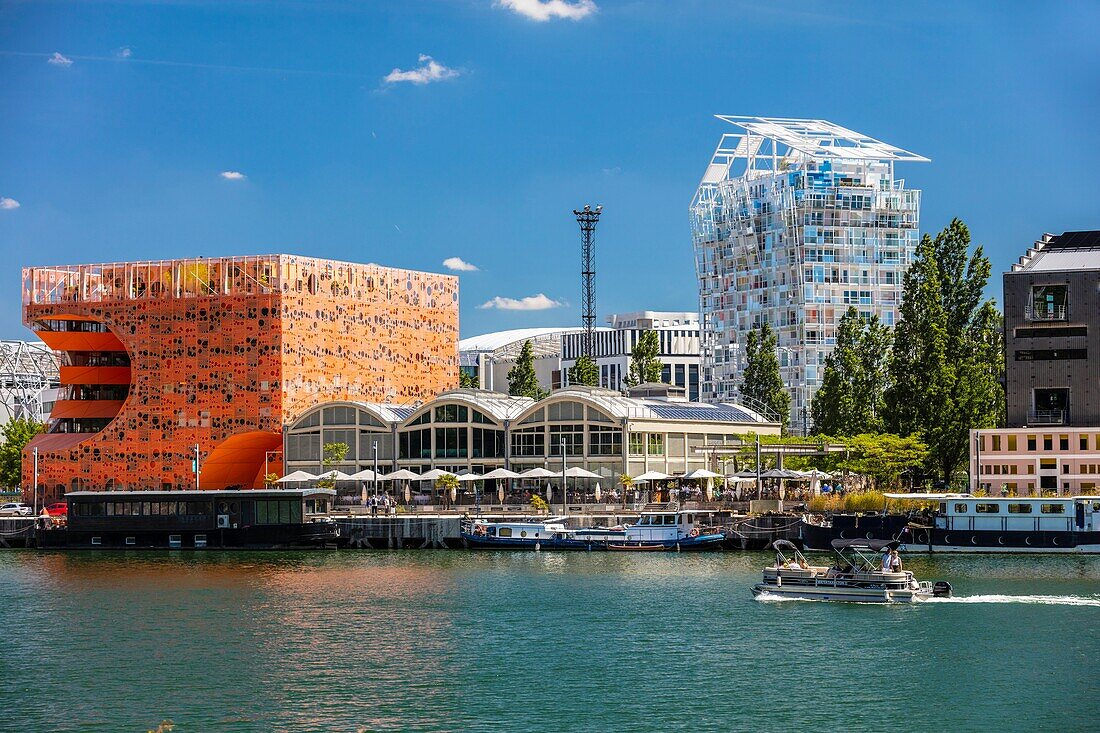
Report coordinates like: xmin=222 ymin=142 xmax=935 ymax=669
xmin=1028 ymin=410 xmax=1066 ymax=426
xmin=1025 ymin=304 xmax=1067 ymax=321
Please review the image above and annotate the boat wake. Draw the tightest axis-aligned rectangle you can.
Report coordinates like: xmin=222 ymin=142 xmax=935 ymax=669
xmin=918 ymin=594 xmax=1100 ymax=607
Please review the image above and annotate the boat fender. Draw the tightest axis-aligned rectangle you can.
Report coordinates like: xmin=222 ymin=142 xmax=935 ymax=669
xmin=866 ymin=532 xmax=874 ymax=540
xmin=534 ymin=542 xmax=540 ymax=552
xmin=689 ymin=528 xmax=700 ymax=538
xmin=971 ymin=536 xmax=978 ymax=545
xmin=998 ymin=536 xmax=1005 ymax=546
xmin=917 ymin=531 xmax=929 ymax=544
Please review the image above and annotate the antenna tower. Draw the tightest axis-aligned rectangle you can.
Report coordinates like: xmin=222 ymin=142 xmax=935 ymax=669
xmin=573 ymin=204 xmax=602 ymax=358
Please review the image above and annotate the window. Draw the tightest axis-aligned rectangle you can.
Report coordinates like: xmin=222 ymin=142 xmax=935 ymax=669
xmin=992 ymin=435 xmax=1001 ymax=451
xmin=1016 ymin=349 xmax=1087 ymax=361
xmin=292 ymin=411 xmax=320 ymax=429
xmin=471 ymin=428 xmax=504 ymax=458
xmin=323 ymin=406 xmax=357 ymax=426
xmin=629 ymin=433 xmax=645 ymax=456
xmin=589 ymin=426 xmax=622 ymax=456
xmin=1029 ymin=284 xmax=1068 ymax=320
xmin=1008 ymin=435 xmax=1017 ymax=451
xmin=1007 ymin=503 xmax=1033 ymax=514
xmin=975 ymin=503 xmax=1000 ymax=513
xmin=1040 ymin=503 xmax=1066 ymax=514
xmin=407 ymin=411 xmax=430 ymax=426
xmin=498 ymin=527 xmax=513 ymax=537
xmin=399 ymin=428 xmax=432 ymax=459
xmin=434 ymin=427 xmax=467 ymax=458
xmin=1060 ymin=435 xmax=1069 ymax=451
xmin=1027 ymin=435 xmax=1036 ymax=451
xmin=547 ymin=402 xmax=585 ymax=422
xmin=587 ymin=407 xmax=613 ymax=423
xmin=954 ymin=503 xmax=969 ymax=513
xmin=359 ymin=411 xmax=385 ymax=428
xmin=550 ymin=425 xmax=584 ymax=456
xmin=511 ymin=428 xmax=545 ymax=457
xmin=519 ymin=409 xmax=543 ymax=425
xmin=435 ymin=404 xmax=468 ymax=423
xmin=471 ymin=410 xmax=495 ymax=425
xmin=1040 ymin=458 xmax=1056 ymax=469
xmin=1082 ymin=436 xmax=1089 ymax=451
xmin=647 ymin=433 xmax=664 ymax=456
xmin=1044 ymin=435 xmax=1053 ymax=451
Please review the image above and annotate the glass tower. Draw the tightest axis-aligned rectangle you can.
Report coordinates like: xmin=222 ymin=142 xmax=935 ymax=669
xmin=690 ymin=116 xmax=927 ymax=429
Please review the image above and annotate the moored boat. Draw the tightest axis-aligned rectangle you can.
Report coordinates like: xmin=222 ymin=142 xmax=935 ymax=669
xmin=889 ymin=493 xmax=1100 ymax=554
xmin=751 ymin=539 xmax=952 ymax=603
xmin=35 ymin=488 xmax=340 ymax=550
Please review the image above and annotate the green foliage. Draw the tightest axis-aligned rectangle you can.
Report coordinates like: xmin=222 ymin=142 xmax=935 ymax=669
xmin=529 ymin=494 xmax=549 ymax=512
xmin=0 ymin=417 xmax=45 ymax=489
xmin=810 ymin=307 xmax=891 ymax=436
xmin=624 ymin=330 xmax=663 ymax=387
xmin=885 ymin=219 xmax=1004 ymax=483
xmin=618 ymin=473 xmax=634 ymax=489
xmin=264 ymin=472 xmax=278 ymax=487
xmin=507 ymin=340 xmax=546 ymax=399
xmin=741 ymin=322 xmax=791 ymax=433
xmin=435 ymin=473 xmax=459 ymax=493
xmin=567 ymin=354 xmax=600 ymax=387
xmin=458 ymin=370 xmax=480 ymax=389
xmin=316 ymin=442 xmax=349 ymax=488
xmin=836 ymin=433 xmax=929 ymax=491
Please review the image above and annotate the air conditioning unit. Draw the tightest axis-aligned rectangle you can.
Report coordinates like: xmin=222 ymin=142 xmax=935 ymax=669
xmin=216 ymin=514 xmax=231 ymax=529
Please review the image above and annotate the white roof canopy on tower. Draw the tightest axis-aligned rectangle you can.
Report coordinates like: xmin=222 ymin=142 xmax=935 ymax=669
xmin=713 ymin=116 xmax=930 ymax=163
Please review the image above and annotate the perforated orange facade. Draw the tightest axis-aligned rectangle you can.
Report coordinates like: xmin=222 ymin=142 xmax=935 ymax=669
xmin=21 ymin=255 xmax=458 ymax=501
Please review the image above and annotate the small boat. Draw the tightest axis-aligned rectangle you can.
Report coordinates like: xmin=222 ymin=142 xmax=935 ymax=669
xmin=461 ymin=517 xmax=591 ymax=550
xmin=461 ymin=507 xmax=725 ymax=551
xmin=751 ymin=539 xmax=952 ymax=603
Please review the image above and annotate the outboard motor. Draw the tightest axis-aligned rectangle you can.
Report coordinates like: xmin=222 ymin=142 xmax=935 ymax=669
xmin=932 ymin=581 xmax=953 ymax=598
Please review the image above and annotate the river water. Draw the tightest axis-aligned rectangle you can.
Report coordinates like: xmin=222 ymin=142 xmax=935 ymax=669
xmin=1 ymin=550 xmax=1097 ymax=732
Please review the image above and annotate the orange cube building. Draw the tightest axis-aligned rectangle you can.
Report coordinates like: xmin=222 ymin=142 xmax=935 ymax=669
xmin=21 ymin=255 xmax=458 ymax=500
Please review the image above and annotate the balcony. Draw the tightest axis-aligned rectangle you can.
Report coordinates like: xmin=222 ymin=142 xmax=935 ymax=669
xmin=1028 ymin=409 xmax=1066 ymax=426
xmin=1025 ymin=304 xmax=1067 ymax=322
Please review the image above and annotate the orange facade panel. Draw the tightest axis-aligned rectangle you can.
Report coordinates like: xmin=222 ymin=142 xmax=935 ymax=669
xmin=22 ymin=254 xmax=458 ymax=502
xmin=59 ymin=366 xmax=132 ymax=386
xmin=37 ymin=331 xmax=125 ymax=353
xmin=50 ymin=399 xmax=126 ymax=419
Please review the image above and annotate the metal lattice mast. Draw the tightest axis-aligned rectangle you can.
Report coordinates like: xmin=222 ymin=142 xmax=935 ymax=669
xmin=573 ymin=204 xmax=602 ymax=358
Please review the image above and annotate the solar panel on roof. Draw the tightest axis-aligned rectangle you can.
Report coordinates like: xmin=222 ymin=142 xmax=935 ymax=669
xmin=1046 ymin=231 xmax=1100 ymax=251
xmin=648 ymin=405 xmax=756 ymax=422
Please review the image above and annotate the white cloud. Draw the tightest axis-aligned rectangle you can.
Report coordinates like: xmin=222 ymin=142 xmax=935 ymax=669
xmin=47 ymin=52 xmax=73 ymax=67
xmin=0 ymin=198 xmax=20 ymax=210
xmin=115 ymin=46 xmax=132 ymax=59
xmin=478 ymin=293 xmax=563 ymax=311
xmin=220 ymin=171 xmax=246 ymax=180
xmin=443 ymin=257 xmax=479 ymax=272
xmin=497 ymin=0 xmax=597 ymax=22
xmin=383 ymin=54 xmax=460 ymax=85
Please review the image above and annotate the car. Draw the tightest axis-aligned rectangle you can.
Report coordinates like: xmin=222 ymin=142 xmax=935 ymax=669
xmin=45 ymin=502 xmax=68 ymax=517
xmin=0 ymin=502 xmax=32 ymax=516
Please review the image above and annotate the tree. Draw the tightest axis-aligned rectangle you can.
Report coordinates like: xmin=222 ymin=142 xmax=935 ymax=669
xmin=0 ymin=417 xmax=45 ymax=489
xmin=837 ymin=433 xmax=930 ymax=491
xmin=507 ymin=340 xmax=545 ymax=399
xmin=568 ymin=354 xmax=600 ymax=387
xmin=741 ymin=322 xmax=791 ymax=433
xmin=458 ymin=370 xmax=479 ymax=389
xmin=885 ymin=219 xmax=1004 ymax=485
xmin=810 ymin=307 xmax=892 ymax=436
xmin=316 ymin=442 xmax=349 ymax=488
xmin=624 ymin=330 xmax=663 ymax=387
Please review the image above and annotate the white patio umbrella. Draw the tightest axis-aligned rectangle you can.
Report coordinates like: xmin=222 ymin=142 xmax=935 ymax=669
xmin=456 ymin=472 xmax=482 ymax=482
xmin=632 ymin=470 xmax=670 ymax=482
xmin=681 ymin=469 xmax=723 ymax=480
xmin=420 ymin=468 xmax=456 ymax=481
xmin=564 ymin=466 xmax=601 ymax=479
xmin=481 ymin=468 xmax=521 ymax=480
xmin=348 ymin=469 xmax=377 ymax=481
xmin=520 ymin=467 xmax=558 ymax=479
xmin=316 ymin=470 xmax=354 ymax=482
xmin=380 ymin=469 xmax=422 ymax=481
xmin=275 ymin=470 xmax=317 ymax=483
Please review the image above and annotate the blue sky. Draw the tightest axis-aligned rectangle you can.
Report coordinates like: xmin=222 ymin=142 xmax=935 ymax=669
xmin=1 ymin=0 xmax=1097 ymax=340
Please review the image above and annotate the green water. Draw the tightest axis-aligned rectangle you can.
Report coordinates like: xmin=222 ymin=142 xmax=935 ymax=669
xmin=1 ymin=551 xmax=1098 ymax=732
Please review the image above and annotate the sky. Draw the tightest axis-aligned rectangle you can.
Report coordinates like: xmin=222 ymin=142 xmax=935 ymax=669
xmin=1 ymin=0 xmax=1098 ymax=341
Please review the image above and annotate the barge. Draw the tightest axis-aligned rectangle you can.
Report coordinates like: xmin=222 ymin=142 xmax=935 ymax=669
xmin=36 ymin=488 xmax=339 ymax=550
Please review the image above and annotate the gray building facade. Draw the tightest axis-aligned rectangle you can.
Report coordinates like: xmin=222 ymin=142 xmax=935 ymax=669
xmin=1004 ymin=231 xmax=1100 ymax=428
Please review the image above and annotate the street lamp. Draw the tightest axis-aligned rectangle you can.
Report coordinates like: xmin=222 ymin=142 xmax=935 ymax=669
xmin=561 ymin=437 xmax=568 ymax=516
xmin=193 ymin=444 xmax=201 ymax=490
xmin=372 ymin=441 xmax=379 ymax=499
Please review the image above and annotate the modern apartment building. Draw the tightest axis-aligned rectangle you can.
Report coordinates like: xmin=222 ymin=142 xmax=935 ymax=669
xmin=21 ymin=255 xmax=458 ymax=500
xmin=560 ymin=311 xmax=702 ymax=399
xmin=690 ymin=116 xmax=927 ymax=422
xmin=972 ymin=231 xmax=1100 ymax=495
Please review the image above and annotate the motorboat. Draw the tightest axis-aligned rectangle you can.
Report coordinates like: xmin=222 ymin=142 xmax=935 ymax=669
xmin=461 ymin=517 xmax=590 ymax=550
xmin=460 ymin=507 xmax=725 ymax=551
xmin=751 ymin=539 xmax=952 ymax=603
